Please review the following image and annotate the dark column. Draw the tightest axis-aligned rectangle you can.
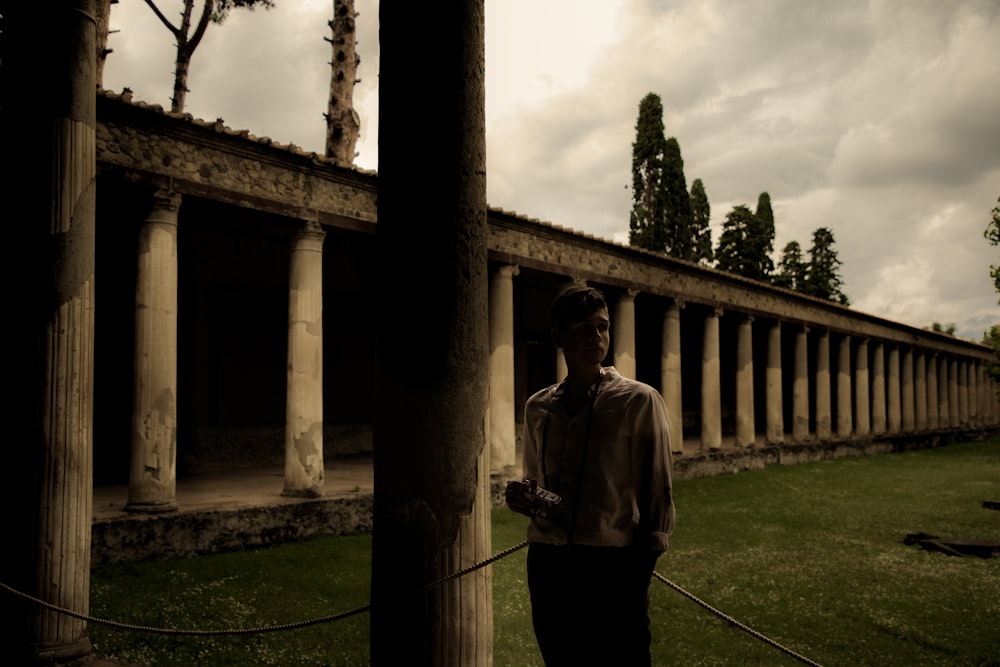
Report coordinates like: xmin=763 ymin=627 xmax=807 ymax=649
xmin=371 ymin=3 xmax=490 ymax=665
xmin=3 ymin=1 xmax=99 ymax=662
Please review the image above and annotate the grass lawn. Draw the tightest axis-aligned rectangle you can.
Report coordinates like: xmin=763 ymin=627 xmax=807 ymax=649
xmin=90 ymin=437 xmax=1000 ymax=666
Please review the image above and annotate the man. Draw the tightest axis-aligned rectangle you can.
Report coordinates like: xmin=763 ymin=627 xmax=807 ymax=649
xmin=506 ymin=284 xmax=676 ymax=666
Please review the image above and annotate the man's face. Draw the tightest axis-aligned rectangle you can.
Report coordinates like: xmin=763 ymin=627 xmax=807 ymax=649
xmin=554 ymin=307 xmax=610 ymax=367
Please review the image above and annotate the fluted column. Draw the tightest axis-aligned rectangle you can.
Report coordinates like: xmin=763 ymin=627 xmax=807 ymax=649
xmin=283 ymin=223 xmax=326 ymax=498
xmin=900 ymin=348 xmax=916 ymax=433
xmin=855 ymin=340 xmax=870 ymax=437
xmin=127 ymin=190 xmax=181 ymax=512
xmin=701 ymin=308 xmax=722 ymax=451
xmin=792 ymin=326 xmax=810 ymax=442
xmin=662 ymin=301 xmax=684 ymax=455
xmin=372 ymin=2 xmax=491 ymax=660
xmin=871 ymin=342 xmax=886 ymax=434
xmin=938 ymin=356 xmax=950 ymax=427
xmin=958 ymin=360 xmax=969 ymax=426
xmin=972 ymin=361 xmax=980 ymax=426
xmin=915 ymin=351 xmax=927 ymax=430
xmin=766 ymin=321 xmax=784 ymax=444
xmin=887 ymin=346 xmax=901 ymax=433
xmin=837 ymin=335 xmax=853 ymax=438
xmin=11 ymin=2 xmax=99 ymax=661
xmin=735 ymin=315 xmax=755 ymax=447
xmin=613 ymin=289 xmax=638 ymax=379
xmin=488 ymin=264 xmax=519 ymax=476
xmin=926 ymin=353 xmax=939 ymax=430
xmin=949 ymin=358 xmax=959 ymax=427
xmin=815 ymin=330 xmax=831 ymax=441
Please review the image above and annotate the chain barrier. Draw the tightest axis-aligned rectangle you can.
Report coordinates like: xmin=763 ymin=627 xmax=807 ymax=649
xmin=2 ymin=540 xmax=823 ymax=666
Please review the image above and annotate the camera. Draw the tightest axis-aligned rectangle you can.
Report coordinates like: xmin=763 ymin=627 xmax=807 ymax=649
xmin=506 ymin=477 xmax=562 ymax=518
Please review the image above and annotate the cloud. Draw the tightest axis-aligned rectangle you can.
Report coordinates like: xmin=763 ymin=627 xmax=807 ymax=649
xmin=102 ymin=0 xmax=1000 ymax=343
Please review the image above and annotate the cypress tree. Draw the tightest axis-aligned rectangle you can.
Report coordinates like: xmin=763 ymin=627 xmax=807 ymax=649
xmin=714 ymin=204 xmax=759 ymax=278
xmin=689 ymin=178 xmax=713 ymax=264
xmin=803 ymin=227 xmax=850 ymax=305
xmin=662 ymin=137 xmax=694 ymax=259
xmin=774 ymin=240 xmax=806 ymax=290
xmin=752 ymin=192 xmax=776 ymax=280
xmin=629 ymin=93 xmax=669 ymax=252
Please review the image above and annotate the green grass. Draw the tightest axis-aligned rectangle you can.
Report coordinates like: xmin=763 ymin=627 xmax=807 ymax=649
xmin=90 ymin=438 xmax=1000 ymax=666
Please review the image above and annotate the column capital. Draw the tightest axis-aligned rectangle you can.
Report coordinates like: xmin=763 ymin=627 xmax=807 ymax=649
xmin=295 ymin=220 xmax=326 ymax=241
xmin=494 ymin=264 xmax=519 ymax=279
xmin=151 ymin=188 xmax=181 ymax=213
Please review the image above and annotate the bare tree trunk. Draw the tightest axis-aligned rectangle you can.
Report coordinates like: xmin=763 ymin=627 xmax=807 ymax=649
xmin=171 ymin=0 xmax=198 ymax=112
xmin=325 ymin=0 xmax=361 ymax=163
xmin=95 ymin=0 xmax=113 ymax=87
xmin=371 ymin=2 xmax=490 ymax=664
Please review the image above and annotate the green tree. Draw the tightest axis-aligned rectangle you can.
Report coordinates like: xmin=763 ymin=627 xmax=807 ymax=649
xmin=774 ymin=241 xmax=806 ymax=290
xmin=987 ymin=196 xmax=1000 ymax=300
xmin=930 ymin=322 xmax=958 ymax=335
xmin=662 ymin=137 xmax=695 ymax=259
xmin=689 ymin=178 xmax=713 ymax=264
xmin=629 ymin=93 xmax=669 ymax=252
xmin=141 ymin=0 xmax=275 ymax=112
xmin=984 ymin=196 xmax=1000 ymax=385
xmin=714 ymin=205 xmax=761 ymax=278
xmin=984 ymin=324 xmax=1000 ymax=386
xmin=753 ymin=192 xmax=776 ymax=279
xmin=802 ymin=227 xmax=850 ymax=304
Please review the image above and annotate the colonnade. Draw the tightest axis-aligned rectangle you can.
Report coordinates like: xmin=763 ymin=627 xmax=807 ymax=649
xmin=486 ymin=266 xmax=1000 ymax=472
xmin=122 ymin=217 xmax=1000 ymax=507
xmin=125 ymin=192 xmax=329 ymax=511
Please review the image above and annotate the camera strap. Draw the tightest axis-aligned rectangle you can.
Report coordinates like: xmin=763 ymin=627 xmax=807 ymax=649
xmin=540 ymin=369 xmax=605 ymax=545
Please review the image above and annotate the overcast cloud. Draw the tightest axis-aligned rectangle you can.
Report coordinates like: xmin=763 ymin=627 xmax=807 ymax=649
xmin=103 ymin=0 xmax=1000 ymax=341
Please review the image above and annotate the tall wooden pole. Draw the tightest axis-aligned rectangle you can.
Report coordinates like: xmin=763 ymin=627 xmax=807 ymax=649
xmin=371 ymin=2 xmax=491 ymax=665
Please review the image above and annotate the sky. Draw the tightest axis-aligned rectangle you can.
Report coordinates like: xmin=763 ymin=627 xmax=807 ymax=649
xmin=103 ymin=0 xmax=1000 ymax=342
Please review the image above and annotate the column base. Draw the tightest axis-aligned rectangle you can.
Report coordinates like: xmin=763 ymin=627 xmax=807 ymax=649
xmin=124 ymin=500 xmax=178 ymax=514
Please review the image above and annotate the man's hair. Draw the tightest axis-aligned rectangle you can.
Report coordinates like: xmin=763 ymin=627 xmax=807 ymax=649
xmin=550 ymin=285 xmax=608 ymax=330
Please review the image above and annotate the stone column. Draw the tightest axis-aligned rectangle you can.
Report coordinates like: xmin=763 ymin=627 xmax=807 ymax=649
xmin=735 ymin=315 xmax=755 ymax=447
xmin=871 ymin=342 xmax=886 ymax=434
xmin=903 ymin=349 xmax=916 ymax=431
xmin=662 ymin=301 xmax=684 ymax=455
xmin=127 ymin=190 xmax=181 ymax=512
xmin=855 ymin=339 xmax=870 ymax=437
xmin=766 ymin=320 xmax=784 ymax=444
xmin=971 ymin=361 xmax=979 ymax=425
xmin=938 ymin=356 xmax=950 ymax=427
xmin=792 ymin=326 xmax=810 ymax=442
xmin=958 ymin=360 xmax=969 ymax=426
xmin=701 ymin=308 xmax=722 ymax=451
xmin=5 ymin=2 xmax=99 ymax=661
xmin=815 ymin=330 xmax=831 ymax=441
xmin=613 ymin=289 xmax=638 ymax=379
xmin=372 ymin=3 xmax=491 ymax=662
xmin=926 ymin=353 xmax=939 ymax=430
xmin=949 ymin=358 xmax=959 ymax=427
xmin=887 ymin=346 xmax=901 ymax=433
xmin=837 ymin=335 xmax=853 ymax=438
xmin=915 ymin=351 xmax=927 ymax=430
xmin=488 ymin=264 xmax=519 ymax=476
xmin=283 ymin=223 xmax=326 ymax=498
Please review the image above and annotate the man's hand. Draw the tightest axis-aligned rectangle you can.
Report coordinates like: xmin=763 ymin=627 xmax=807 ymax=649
xmin=505 ymin=479 xmax=541 ymax=517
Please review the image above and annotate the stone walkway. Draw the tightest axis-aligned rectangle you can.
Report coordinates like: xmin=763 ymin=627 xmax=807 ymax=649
xmin=92 ymin=458 xmax=376 ymax=521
